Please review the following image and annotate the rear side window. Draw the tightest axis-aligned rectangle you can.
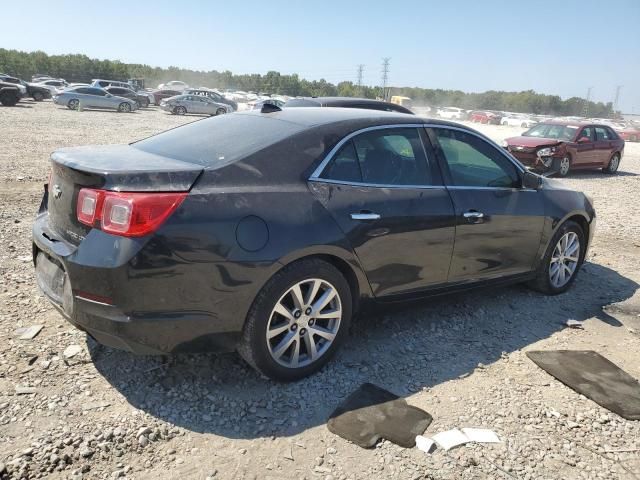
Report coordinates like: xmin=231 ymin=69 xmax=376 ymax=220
xmin=320 ymin=128 xmax=431 ymax=186
xmin=132 ymin=114 xmax=305 ymax=167
xmin=595 ymin=127 xmax=610 ymax=141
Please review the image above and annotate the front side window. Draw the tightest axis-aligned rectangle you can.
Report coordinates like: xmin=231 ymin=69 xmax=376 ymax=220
xmin=433 ymin=128 xmax=519 ymax=188
xmin=320 ymin=128 xmax=431 ymax=186
xmin=579 ymin=127 xmax=593 ymax=141
xmin=88 ymin=88 xmax=106 ymax=96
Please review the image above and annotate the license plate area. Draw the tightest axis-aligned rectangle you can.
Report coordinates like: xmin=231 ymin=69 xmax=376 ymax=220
xmin=35 ymin=251 xmax=73 ymax=314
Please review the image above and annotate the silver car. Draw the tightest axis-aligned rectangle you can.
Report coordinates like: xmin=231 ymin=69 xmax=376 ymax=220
xmin=160 ymin=94 xmax=229 ymax=116
xmin=53 ymin=87 xmax=138 ymax=112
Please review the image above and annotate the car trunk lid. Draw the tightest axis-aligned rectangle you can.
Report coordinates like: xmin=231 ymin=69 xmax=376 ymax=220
xmin=47 ymin=144 xmax=202 ymax=245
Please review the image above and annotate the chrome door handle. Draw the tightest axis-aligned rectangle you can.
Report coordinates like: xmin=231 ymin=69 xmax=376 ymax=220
xmin=463 ymin=211 xmax=484 ymax=223
xmin=351 ymin=212 xmax=381 ymax=221
xmin=463 ymin=211 xmax=484 ymax=219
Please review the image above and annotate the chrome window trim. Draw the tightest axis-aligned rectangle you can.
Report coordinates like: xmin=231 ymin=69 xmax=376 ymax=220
xmin=309 ymin=177 xmax=447 ymax=190
xmin=309 ymin=123 xmax=430 ymax=180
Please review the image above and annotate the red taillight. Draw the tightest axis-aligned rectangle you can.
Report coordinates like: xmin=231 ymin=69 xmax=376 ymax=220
xmin=76 ymin=189 xmax=187 ymax=237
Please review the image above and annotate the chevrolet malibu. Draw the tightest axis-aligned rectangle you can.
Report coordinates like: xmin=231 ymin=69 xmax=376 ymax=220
xmin=33 ymin=108 xmax=595 ymax=381
xmin=504 ymin=121 xmax=624 ymax=176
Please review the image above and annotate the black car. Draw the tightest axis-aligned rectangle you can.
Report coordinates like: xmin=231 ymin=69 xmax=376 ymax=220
xmin=0 ymin=75 xmax=52 ymax=101
xmin=33 ymin=108 xmax=595 ymax=381
xmin=285 ymin=96 xmax=414 ymax=114
xmin=104 ymin=86 xmax=150 ymax=107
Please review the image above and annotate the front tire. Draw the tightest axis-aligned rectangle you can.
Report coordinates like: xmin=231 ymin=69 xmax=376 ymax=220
xmin=528 ymin=221 xmax=585 ymax=295
xmin=603 ymin=153 xmax=620 ymax=174
xmin=238 ymin=258 xmax=352 ymax=381
xmin=216 ymin=107 xmax=226 ymax=116
xmin=67 ymin=98 xmax=79 ymax=110
xmin=118 ymin=102 xmax=132 ymax=113
xmin=556 ymin=155 xmax=571 ymax=177
xmin=0 ymin=92 xmax=18 ymax=106
xmin=174 ymin=105 xmax=186 ymax=115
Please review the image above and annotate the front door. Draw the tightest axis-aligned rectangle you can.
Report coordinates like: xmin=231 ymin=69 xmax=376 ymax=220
xmin=310 ymin=126 xmax=456 ymax=297
xmin=573 ymin=126 xmax=597 ymax=167
xmin=427 ymin=127 xmax=546 ymax=284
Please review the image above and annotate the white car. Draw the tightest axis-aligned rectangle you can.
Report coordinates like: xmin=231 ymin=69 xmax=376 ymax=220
xmin=157 ymin=81 xmax=188 ymax=91
xmin=501 ymin=114 xmax=537 ymax=128
xmin=436 ymin=107 xmax=466 ymax=120
xmin=36 ymin=78 xmax=69 ymax=95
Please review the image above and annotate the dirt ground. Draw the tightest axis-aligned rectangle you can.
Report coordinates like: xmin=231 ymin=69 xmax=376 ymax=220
xmin=1 ymin=100 xmax=639 ymax=480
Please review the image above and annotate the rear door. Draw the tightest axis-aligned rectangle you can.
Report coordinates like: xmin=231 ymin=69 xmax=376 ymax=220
xmin=310 ymin=125 xmax=456 ymax=297
xmin=594 ymin=126 xmax=615 ymax=166
xmin=427 ymin=126 xmax=545 ymax=283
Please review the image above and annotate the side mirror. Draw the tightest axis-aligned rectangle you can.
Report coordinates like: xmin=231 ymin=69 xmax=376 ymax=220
xmin=106 ymin=93 xmax=112 ymax=98
xmin=577 ymin=136 xmax=590 ymax=144
xmin=522 ymin=170 xmax=542 ymax=190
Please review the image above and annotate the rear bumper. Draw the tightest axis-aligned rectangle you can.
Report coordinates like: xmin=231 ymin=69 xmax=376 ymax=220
xmin=32 ymin=212 xmax=245 ymax=355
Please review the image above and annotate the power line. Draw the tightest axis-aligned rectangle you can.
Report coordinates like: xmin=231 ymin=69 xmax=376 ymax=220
xmin=612 ymin=85 xmax=622 ymax=118
xmin=356 ymin=64 xmax=364 ymax=96
xmin=582 ymin=86 xmax=592 ymax=117
xmin=381 ymin=58 xmax=390 ymax=101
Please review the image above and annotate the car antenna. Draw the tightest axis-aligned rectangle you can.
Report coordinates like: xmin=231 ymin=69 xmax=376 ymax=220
xmin=261 ymin=103 xmax=282 ymax=113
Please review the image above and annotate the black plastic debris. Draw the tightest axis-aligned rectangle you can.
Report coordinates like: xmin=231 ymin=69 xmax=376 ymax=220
xmin=327 ymin=383 xmax=432 ymax=448
xmin=527 ymin=350 xmax=640 ymax=420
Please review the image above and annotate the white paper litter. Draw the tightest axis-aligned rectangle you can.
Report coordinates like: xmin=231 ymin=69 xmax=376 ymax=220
xmin=415 ymin=435 xmax=436 ymax=454
xmin=431 ymin=428 xmax=469 ymax=451
xmin=461 ymin=427 xmax=501 ymax=443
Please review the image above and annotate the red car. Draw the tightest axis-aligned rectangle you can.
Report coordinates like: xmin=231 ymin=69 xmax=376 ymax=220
xmin=504 ymin=121 xmax=624 ymax=177
xmin=469 ymin=111 xmax=501 ymax=124
xmin=152 ymin=89 xmax=181 ymax=104
xmin=616 ymin=126 xmax=640 ymax=142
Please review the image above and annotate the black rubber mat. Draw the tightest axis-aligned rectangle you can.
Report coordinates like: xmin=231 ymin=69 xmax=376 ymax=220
xmin=327 ymin=383 xmax=432 ymax=448
xmin=527 ymin=350 xmax=640 ymax=420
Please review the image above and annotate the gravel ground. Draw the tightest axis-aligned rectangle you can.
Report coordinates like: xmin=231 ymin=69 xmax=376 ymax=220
xmin=1 ymin=100 xmax=640 ymax=480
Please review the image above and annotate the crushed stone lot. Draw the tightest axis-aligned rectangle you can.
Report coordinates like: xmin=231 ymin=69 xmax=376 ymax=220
xmin=1 ymin=100 xmax=640 ymax=480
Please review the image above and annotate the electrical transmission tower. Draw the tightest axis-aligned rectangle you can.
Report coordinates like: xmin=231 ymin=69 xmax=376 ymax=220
xmin=356 ymin=64 xmax=364 ymax=96
xmin=581 ymin=87 xmax=592 ymax=117
xmin=612 ymin=85 xmax=622 ymax=118
xmin=381 ymin=58 xmax=390 ymax=101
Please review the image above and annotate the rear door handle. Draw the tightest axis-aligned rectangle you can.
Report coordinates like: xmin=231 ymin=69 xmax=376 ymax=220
xmin=350 ymin=211 xmax=381 ymax=221
xmin=463 ymin=210 xmax=484 ymax=223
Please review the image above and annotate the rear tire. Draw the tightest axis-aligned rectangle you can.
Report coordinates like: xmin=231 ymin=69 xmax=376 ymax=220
xmin=603 ymin=153 xmax=620 ymax=174
xmin=237 ymin=258 xmax=352 ymax=381
xmin=528 ymin=220 xmax=585 ymax=295
xmin=142 ymin=98 xmax=150 ymax=108
xmin=33 ymin=91 xmax=44 ymax=101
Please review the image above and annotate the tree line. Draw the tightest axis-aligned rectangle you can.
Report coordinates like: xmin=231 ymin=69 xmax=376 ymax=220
xmin=0 ymin=48 xmax=613 ymax=117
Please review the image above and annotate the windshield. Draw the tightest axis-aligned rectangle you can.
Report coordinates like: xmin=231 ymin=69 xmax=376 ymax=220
xmin=523 ymin=123 xmax=579 ymax=140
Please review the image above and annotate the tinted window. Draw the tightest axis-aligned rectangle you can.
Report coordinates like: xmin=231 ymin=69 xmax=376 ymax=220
xmin=87 ymin=88 xmax=106 ymax=96
xmin=323 ymin=141 xmax=362 ymax=182
xmin=75 ymin=87 xmax=91 ymax=94
xmin=321 ymin=128 xmax=430 ymax=185
xmin=433 ymin=128 xmax=519 ymax=188
xmin=133 ymin=114 xmax=305 ymax=167
xmin=595 ymin=127 xmax=610 ymax=141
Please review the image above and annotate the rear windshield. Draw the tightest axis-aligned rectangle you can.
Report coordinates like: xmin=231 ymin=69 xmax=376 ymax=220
xmin=132 ymin=113 xmax=305 ymax=167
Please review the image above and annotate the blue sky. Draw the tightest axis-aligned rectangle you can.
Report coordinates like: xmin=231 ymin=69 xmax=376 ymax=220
xmin=3 ymin=0 xmax=639 ymax=111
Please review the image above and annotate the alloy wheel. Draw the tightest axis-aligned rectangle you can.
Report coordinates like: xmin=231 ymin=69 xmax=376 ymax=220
xmin=68 ymin=99 xmax=79 ymax=110
xmin=559 ymin=157 xmax=570 ymax=176
xmin=608 ymin=154 xmax=620 ymax=172
xmin=549 ymin=232 xmax=580 ymax=288
xmin=266 ymin=278 xmax=342 ymax=368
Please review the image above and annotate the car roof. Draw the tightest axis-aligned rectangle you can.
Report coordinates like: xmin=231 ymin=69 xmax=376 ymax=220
xmin=538 ymin=120 xmax=595 ymax=127
xmin=235 ymin=106 xmax=463 ymax=129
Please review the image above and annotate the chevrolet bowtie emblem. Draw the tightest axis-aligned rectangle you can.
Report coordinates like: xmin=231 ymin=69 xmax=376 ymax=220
xmin=53 ymin=184 xmax=62 ymax=199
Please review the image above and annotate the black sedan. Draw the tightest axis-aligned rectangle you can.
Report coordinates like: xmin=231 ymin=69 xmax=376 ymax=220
xmin=33 ymin=107 xmax=595 ymax=381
